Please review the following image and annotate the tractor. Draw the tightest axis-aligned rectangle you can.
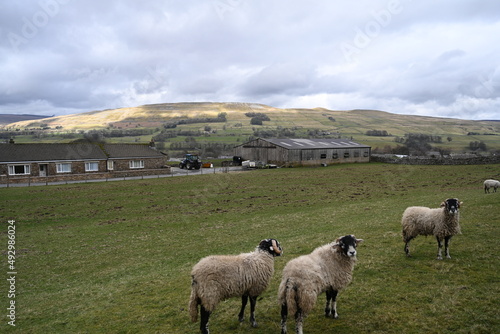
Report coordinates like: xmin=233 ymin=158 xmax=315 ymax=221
xmin=179 ymin=154 xmax=202 ymax=170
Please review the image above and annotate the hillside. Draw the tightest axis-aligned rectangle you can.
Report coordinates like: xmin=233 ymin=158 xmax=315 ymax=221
xmin=0 ymin=113 xmax=52 ymax=125
xmin=2 ymin=102 xmax=500 ymax=153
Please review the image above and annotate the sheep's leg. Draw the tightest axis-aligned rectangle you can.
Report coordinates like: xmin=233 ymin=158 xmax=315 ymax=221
xmin=280 ymin=303 xmax=288 ymax=334
xmin=444 ymin=236 xmax=452 ymax=259
xmin=436 ymin=236 xmax=443 ymax=260
xmin=249 ymin=295 xmax=258 ymax=327
xmin=325 ymin=288 xmax=339 ymax=318
xmin=325 ymin=289 xmax=332 ymax=317
xmin=238 ymin=295 xmax=248 ymax=322
xmin=404 ymin=236 xmax=413 ymax=257
xmin=295 ymin=309 xmax=304 ymax=334
xmin=200 ymin=306 xmax=211 ymax=334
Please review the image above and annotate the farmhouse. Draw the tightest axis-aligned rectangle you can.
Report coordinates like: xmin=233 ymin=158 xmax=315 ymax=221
xmin=0 ymin=142 xmax=168 ymax=184
xmin=234 ymin=138 xmax=371 ymax=167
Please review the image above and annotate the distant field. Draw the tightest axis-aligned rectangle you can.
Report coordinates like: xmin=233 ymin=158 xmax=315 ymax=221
xmin=2 ymin=103 xmax=500 ymax=154
xmin=1 ymin=163 xmax=499 ymax=333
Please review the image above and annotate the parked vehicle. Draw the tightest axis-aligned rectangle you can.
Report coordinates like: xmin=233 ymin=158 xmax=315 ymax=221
xmin=242 ymin=160 xmax=278 ymax=169
xmin=221 ymin=156 xmax=244 ymax=167
xmin=179 ymin=154 xmax=202 ymax=170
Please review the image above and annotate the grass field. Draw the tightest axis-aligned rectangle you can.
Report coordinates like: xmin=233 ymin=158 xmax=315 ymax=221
xmin=1 ymin=163 xmax=499 ymax=333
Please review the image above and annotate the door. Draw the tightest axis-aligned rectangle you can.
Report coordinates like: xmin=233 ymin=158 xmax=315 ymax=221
xmin=39 ymin=164 xmax=48 ymax=177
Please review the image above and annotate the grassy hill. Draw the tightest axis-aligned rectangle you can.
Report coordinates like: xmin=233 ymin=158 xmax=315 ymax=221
xmin=0 ymin=114 xmax=52 ymax=125
xmin=2 ymin=102 xmax=500 ymax=153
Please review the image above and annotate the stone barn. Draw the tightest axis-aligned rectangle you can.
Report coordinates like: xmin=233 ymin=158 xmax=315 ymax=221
xmin=234 ymin=138 xmax=371 ymax=167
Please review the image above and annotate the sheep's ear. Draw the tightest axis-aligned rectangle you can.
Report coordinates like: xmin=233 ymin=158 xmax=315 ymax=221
xmin=356 ymin=238 xmax=364 ymax=245
xmin=440 ymin=202 xmax=446 ymax=207
xmin=459 ymin=201 xmax=463 ymax=207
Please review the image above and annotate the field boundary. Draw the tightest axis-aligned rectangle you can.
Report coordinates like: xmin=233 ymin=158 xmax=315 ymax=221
xmin=371 ymin=154 xmax=500 ymax=165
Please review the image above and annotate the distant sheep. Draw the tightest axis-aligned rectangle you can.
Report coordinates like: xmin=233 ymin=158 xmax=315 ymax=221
xmin=189 ymin=239 xmax=282 ymax=334
xmin=402 ymin=198 xmax=462 ymax=260
xmin=484 ymin=179 xmax=500 ymax=193
xmin=278 ymin=235 xmax=363 ymax=334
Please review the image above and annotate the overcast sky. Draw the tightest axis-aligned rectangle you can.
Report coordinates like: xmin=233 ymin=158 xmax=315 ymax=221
xmin=1 ymin=0 xmax=499 ymax=120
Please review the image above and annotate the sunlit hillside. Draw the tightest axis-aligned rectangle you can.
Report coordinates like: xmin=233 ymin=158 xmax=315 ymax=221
xmin=2 ymin=102 xmax=500 ymax=153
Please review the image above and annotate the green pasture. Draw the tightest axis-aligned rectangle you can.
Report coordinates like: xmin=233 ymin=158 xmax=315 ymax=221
xmin=1 ymin=163 xmax=499 ymax=333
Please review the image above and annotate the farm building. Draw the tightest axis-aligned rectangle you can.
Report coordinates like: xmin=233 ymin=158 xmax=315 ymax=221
xmin=0 ymin=142 xmax=168 ymax=184
xmin=234 ymin=138 xmax=371 ymax=167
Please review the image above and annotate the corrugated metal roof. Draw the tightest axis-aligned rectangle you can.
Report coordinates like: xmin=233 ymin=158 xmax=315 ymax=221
xmin=264 ymin=138 xmax=370 ymax=149
xmin=0 ymin=143 xmax=107 ymax=163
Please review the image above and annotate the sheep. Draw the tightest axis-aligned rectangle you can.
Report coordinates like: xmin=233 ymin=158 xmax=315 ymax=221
xmin=402 ymin=198 xmax=462 ymax=260
xmin=278 ymin=235 xmax=363 ymax=334
xmin=484 ymin=179 xmax=500 ymax=193
xmin=189 ymin=238 xmax=282 ymax=334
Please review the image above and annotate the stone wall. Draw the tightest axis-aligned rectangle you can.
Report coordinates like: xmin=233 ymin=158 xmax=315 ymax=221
xmin=371 ymin=154 xmax=500 ymax=165
xmin=111 ymin=157 xmax=166 ymax=170
xmin=0 ymin=167 xmax=171 ymax=185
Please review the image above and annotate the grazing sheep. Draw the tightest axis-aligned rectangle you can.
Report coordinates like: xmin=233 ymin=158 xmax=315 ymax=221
xmin=484 ymin=179 xmax=500 ymax=193
xmin=189 ymin=239 xmax=282 ymax=334
xmin=278 ymin=235 xmax=363 ymax=334
xmin=402 ymin=198 xmax=462 ymax=260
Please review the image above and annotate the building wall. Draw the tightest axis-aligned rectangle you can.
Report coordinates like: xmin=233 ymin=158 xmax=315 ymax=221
xmin=288 ymin=148 xmax=370 ymax=166
xmin=110 ymin=157 xmax=166 ymax=170
xmin=234 ymin=138 xmax=371 ymax=166
xmin=235 ymin=138 xmax=280 ymax=162
xmin=0 ymin=156 xmax=168 ymax=183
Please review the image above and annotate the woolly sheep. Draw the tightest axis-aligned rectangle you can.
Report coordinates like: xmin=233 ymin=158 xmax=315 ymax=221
xmin=189 ymin=238 xmax=282 ymax=334
xmin=278 ymin=235 xmax=363 ymax=334
xmin=402 ymin=198 xmax=462 ymax=260
xmin=484 ymin=179 xmax=500 ymax=193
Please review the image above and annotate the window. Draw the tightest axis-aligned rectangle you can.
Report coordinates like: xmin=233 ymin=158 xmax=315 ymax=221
xmin=364 ymin=151 xmax=369 ymax=157
xmin=129 ymin=160 xmax=144 ymax=169
xmin=107 ymin=160 xmax=114 ymax=170
xmin=320 ymin=153 xmax=327 ymax=159
xmin=56 ymin=163 xmax=71 ymax=173
xmin=354 ymin=151 xmax=360 ymax=157
xmin=85 ymin=162 xmax=99 ymax=172
xmin=332 ymin=153 xmax=338 ymax=159
xmin=8 ymin=165 xmax=30 ymax=175
xmin=344 ymin=152 xmax=350 ymax=158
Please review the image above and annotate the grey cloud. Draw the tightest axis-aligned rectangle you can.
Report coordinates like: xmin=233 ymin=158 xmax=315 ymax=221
xmin=240 ymin=63 xmax=316 ymax=96
xmin=0 ymin=0 xmax=499 ymax=119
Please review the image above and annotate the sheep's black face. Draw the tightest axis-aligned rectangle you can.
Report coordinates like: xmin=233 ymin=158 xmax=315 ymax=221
xmin=259 ymin=239 xmax=283 ymax=257
xmin=444 ymin=198 xmax=461 ymax=215
xmin=337 ymin=235 xmax=363 ymax=257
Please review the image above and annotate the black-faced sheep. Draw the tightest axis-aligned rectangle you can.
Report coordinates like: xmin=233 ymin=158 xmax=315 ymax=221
xmin=278 ymin=235 xmax=363 ymax=334
xmin=189 ymin=238 xmax=282 ymax=334
xmin=484 ymin=179 xmax=500 ymax=193
xmin=402 ymin=198 xmax=462 ymax=260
